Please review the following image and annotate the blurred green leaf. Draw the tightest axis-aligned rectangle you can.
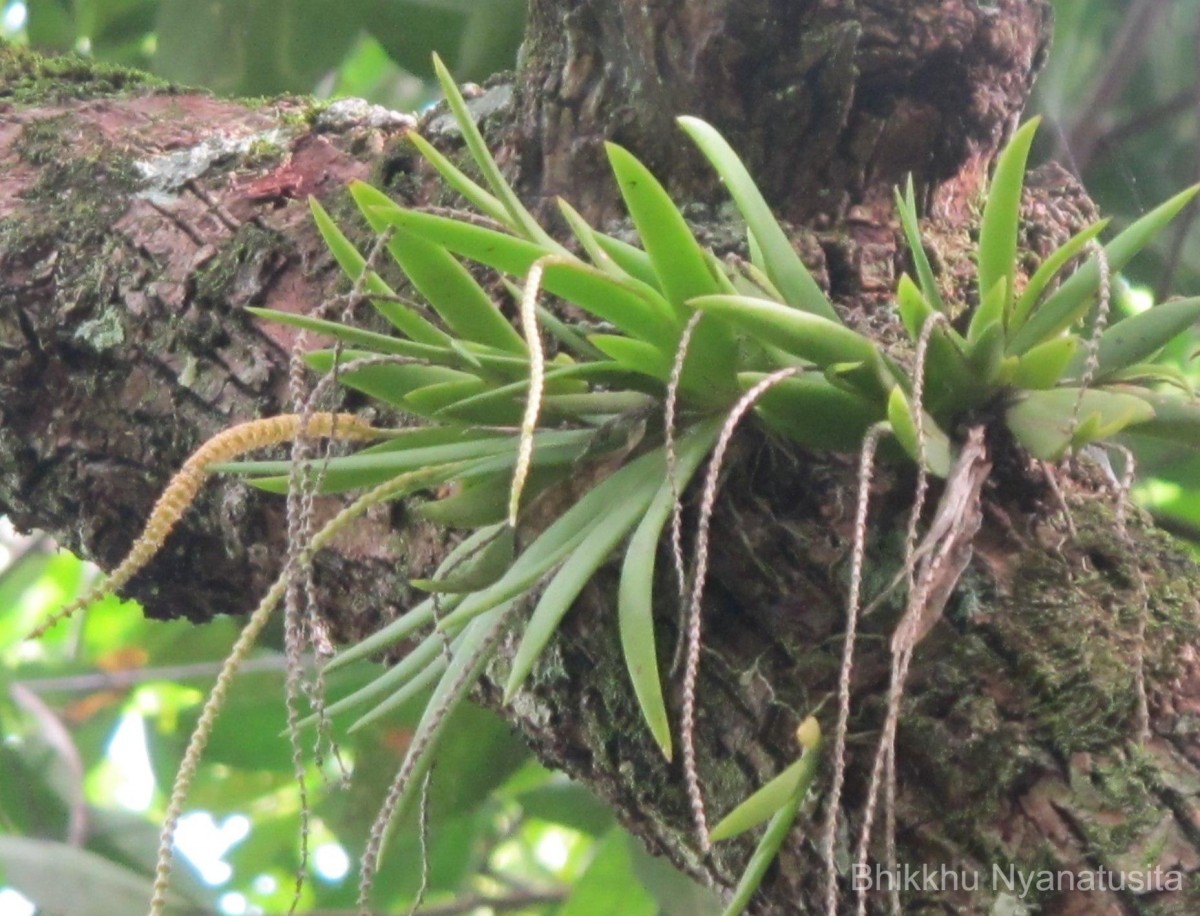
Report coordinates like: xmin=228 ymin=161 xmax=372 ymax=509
xmin=1010 ymin=185 xmax=1200 ymax=354
xmin=0 ymin=835 xmax=190 ymax=916
xmin=558 ymin=829 xmax=656 ymax=916
xmin=742 ymin=372 xmax=883 ymax=451
xmin=894 ymin=176 xmax=946 ymax=313
xmin=366 ymin=0 xmax=525 ymax=82
xmin=886 ymin=387 xmax=953 ymax=477
xmin=1065 ymin=296 xmax=1200 ymax=382
xmin=514 ymin=778 xmax=615 ymax=836
xmin=1006 ymin=387 xmax=1156 ymax=460
xmin=154 ymin=0 xmax=367 ymax=96
xmin=25 ymin=0 xmax=77 ymax=51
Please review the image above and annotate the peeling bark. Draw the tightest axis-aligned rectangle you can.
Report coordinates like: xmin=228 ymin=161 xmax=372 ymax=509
xmin=3 ymin=2 xmax=1200 ymax=912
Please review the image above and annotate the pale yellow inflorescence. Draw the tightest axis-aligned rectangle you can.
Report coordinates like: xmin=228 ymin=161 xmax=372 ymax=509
xmin=28 ymin=412 xmax=382 ymax=640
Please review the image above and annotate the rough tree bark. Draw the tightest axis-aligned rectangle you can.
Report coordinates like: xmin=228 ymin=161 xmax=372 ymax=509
xmin=2 ymin=1 xmax=1199 ymax=913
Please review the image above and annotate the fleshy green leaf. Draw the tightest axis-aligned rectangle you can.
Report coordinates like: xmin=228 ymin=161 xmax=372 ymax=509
xmin=1010 ymin=219 xmax=1110 ymax=333
xmin=542 ymin=391 xmax=659 ymax=417
xmin=316 ymin=629 xmax=449 ymax=725
xmin=431 ymin=52 xmax=563 ymax=250
xmin=678 ymin=116 xmax=838 ymax=321
xmin=357 ymin=600 xmax=511 ymax=828
xmin=539 ymin=260 xmax=679 ymax=349
xmin=504 ymin=451 xmax=666 ymax=699
xmin=1010 ymin=185 xmax=1200 ymax=354
xmin=606 ymin=141 xmax=721 ymax=315
xmin=376 ymin=225 xmax=528 ymax=353
xmin=1103 ymin=362 xmax=1194 ymax=393
xmin=593 ymin=233 xmax=660 ymax=289
xmin=219 ymin=429 xmax=592 ymax=495
xmin=305 ymin=348 xmax=473 ymax=408
xmin=1114 ymin=390 xmax=1200 ymax=447
xmin=894 ymin=275 xmax=983 ymax=413
xmin=977 ymin=117 xmax=1040 ymax=325
xmin=689 ymin=294 xmax=879 ymax=375
xmin=357 ymin=190 xmax=551 ymax=273
xmin=967 ymin=277 xmax=1007 ymax=345
xmin=1011 ymin=336 xmax=1080 ymax=389
xmin=406 ymin=377 xmax=493 ymax=417
xmin=965 ymin=317 xmax=1007 ymax=388
xmin=436 ymin=447 xmax=670 ymax=633
xmin=431 ymin=362 xmax=625 ymax=425
xmin=557 ymin=197 xmax=632 ymax=280
xmin=1065 ymin=297 xmax=1200 ymax=382
xmin=412 ymin=524 xmax=515 ymax=592
xmin=617 ymin=420 xmax=722 ymax=760
xmin=1005 ymin=387 xmax=1156 ymax=460
xmin=325 ymin=598 xmax=436 ymax=671
xmin=589 ymin=334 xmax=674 ymax=380
xmin=357 ymin=195 xmax=679 ymax=347
xmin=246 ymin=307 xmax=453 ymax=361
xmin=413 ymin=474 xmax=523 ymax=528
xmin=739 ymin=372 xmax=883 ymax=451
xmin=886 ymin=387 xmax=953 ymax=477
xmin=709 ymin=738 xmax=821 ymax=841
xmin=715 ymin=740 xmax=821 ymax=916
xmin=893 ymin=176 xmax=946 ymax=313
xmin=309 ymin=196 xmax=448 ymax=346
xmin=348 ymin=655 xmax=447 ymax=732
xmin=406 ymin=128 xmax=514 ymax=229
xmin=605 ymin=142 xmax=741 ymax=398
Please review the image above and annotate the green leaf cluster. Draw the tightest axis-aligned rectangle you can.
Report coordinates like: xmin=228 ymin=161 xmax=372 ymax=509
xmin=237 ymin=60 xmax=1200 ymax=908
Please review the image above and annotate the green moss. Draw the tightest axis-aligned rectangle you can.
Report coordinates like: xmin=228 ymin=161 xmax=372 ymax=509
xmin=4 ymin=113 xmax=142 ymax=342
xmin=0 ymin=41 xmax=172 ymax=107
xmin=281 ymin=98 xmax=331 ymax=129
xmin=241 ymin=136 xmax=288 ymax=171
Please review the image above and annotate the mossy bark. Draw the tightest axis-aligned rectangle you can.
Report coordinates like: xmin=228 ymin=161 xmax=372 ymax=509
xmin=3 ymin=2 xmax=1200 ymax=912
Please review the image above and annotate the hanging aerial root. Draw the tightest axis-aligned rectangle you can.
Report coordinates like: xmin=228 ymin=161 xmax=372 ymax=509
xmin=405 ymin=769 xmax=435 ymax=916
xmin=680 ymin=366 xmax=800 ymax=854
xmin=1068 ymin=239 xmax=1113 ymax=437
xmin=852 ymin=426 xmax=990 ymax=916
xmin=822 ymin=422 xmax=887 ymax=916
xmin=356 ymin=600 xmax=519 ymax=914
xmin=666 ymin=311 xmax=704 ymax=675
xmin=1110 ymin=443 xmax=1152 ymax=741
xmin=29 ymin=413 xmax=385 ymax=640
xmin=147 ymin=464 xmax=444 ymax=916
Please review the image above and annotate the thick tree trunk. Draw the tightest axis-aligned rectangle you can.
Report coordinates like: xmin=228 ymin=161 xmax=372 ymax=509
xmin=3 ymin=2 xmax=1199 ymax=913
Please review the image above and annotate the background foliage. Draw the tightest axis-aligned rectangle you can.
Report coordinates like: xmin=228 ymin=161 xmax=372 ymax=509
xmin=2 ymin=1 xmax=1199 ymax=913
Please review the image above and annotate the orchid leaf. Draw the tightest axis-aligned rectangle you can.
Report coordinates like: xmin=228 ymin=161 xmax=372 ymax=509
xmin=678 ymin=116 xmax=838 ymax=321
xmin=1010 ymin=185 xmax=1200 ymax=354
xmin=617 ymin=420 xmax=722 ymax=760
xmin=309 ymin=196 xmax=448 ymax=346
xmin=977 ymin=117 xmax=1039 ymax=325
xmin=1010 ymin=219 xmax=1109 ymax=332
xmin=1065 ymin=297 xmax=1200 ymax=382
xmin=894 ymin=175 xmax=945 ymax=313
xmin=1005 ymin=388 xmax=1156 ymax=460
xmin=431 ymin=52 xmax=563 ymax=251
xmin=405 ymin=128 xmax=514 ymax=229
xmin=1012 ymin=335 xmax=1080 ymax=389
xmin=886 ymin=387 xmax=953 ymax=477
xmin=740 ymin=372 xmax=883 ymax=451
